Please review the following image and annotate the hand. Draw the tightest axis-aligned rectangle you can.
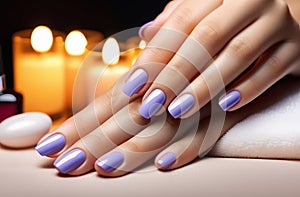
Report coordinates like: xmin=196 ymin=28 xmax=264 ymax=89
xmin=36 ymin=91 xmax=242 ymax=177
xmin=122 ymin=0 xmax=300 ymax=119
xmin=35 ymin=73 xmax=293 ymax=177
xmin=35 ymin=75 xmax=242 ymax=177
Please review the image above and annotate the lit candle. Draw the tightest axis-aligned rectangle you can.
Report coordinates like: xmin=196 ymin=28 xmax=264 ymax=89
xmin=84 ymin=37 xmax=131 ymax=104
xmin=12 ymin=25 xmax=66 ymax=117
xmin=65 ymin=29 xmax=103 ymax=113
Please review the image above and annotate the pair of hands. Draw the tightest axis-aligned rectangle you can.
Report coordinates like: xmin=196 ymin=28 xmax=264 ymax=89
xmin=35 ymin=0 xmax=300 ymax=177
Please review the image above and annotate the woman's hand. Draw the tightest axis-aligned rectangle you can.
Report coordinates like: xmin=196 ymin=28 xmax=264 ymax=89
xmin=35 ymin=66 xmax=297 ymax=177
xmin=35 ymin=74 xmax=294 ymax=177
xmin=35 ymin=0 xmax=300 ymax=177
xmin=34 ymin=74 xmax=230 ymax=177
xmin=122 ymin=0 xmax=300 ymax=119
xmin=35 ymin=85 xmax=241 ymax=177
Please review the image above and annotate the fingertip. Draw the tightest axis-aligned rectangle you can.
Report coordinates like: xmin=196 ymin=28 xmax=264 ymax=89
xmin=94 ymin=152 xmax=127 ymax=178
xmin=139 ymin=89 xmax=166 ymax=119
xmin=122 ymin=68 xmax=148 ymax=97
xmin=168 ymin=94 xmax=195 ymax=119
xmin=155 ymin=152 xmax=177 ymax=170
xmin=35 ymin=133 xmax=66 ymax=157
xmin=138 ymin=21 xmax=155 ymax=39
xmin=218 ymin=91 xmax=241 ymax=111
xmin=53 ymin=148 xmax=86 ymax=174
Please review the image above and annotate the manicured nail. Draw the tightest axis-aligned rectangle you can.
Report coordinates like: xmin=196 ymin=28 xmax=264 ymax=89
xmin=54 ymin=149 xmax=86 ymax=174
xmin=168 ymin=94 xmax=195 ymax=118
xmin=139 ymin=89 xmax=166 ymax=119
xmin=123 ymin=69 xmax=148 ymax=96
xmin=35 ymin=133 xmax=66 ymax=156
xmin=96 ymin=152 xmax=124 ymax=172
xmin=219 ymin=91 xmax=241 ymax=111
xmin=138 ymin=21 xmax=154 ymax=38
xmin=157 ymin=152 xmax=176 ymax=168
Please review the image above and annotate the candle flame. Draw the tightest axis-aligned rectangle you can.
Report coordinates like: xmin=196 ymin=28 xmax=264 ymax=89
xmin=65 ymin=30 xmax=87 ymax=56
xmin=102 ymin=37 xmax=120 ymax=65
xmin=139 ymin=40 xmax=146 ymax=49
xmin=31 ymin=25 xmax=53 ymax=53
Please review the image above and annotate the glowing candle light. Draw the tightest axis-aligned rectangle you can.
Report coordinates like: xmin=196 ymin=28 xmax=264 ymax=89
xmin=85 ymin=38 xmax=131 ymax=104
xmin=64 ymin=29 xmax=103 ymax=113
xmin=12 ymin=25 xmax=66 ymax=117
xmin=65 ymin=30 xmax=87 ymax=56
xmin=65 ymin=30 xmax=87 ymax=113
xmin=31 ymin=26 xmax=53 ymax=52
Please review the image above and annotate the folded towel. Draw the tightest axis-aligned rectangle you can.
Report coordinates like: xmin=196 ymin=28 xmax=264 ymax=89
xmin=209 ymin=77 xmax=300 ymax=160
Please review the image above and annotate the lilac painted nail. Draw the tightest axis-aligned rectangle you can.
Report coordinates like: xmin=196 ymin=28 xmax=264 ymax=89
xmin=96 ymin=152 xmax=124 ymax=172
xmin=168 ymin=94 xmax=195 ymax=119
xmin=138 ymin=21 xmax=154 ymax=38
xmin=219 ymin=91 xmax=241 ymax=111
xmin=123 ymin=69 xmax=148 ymax=96
xmin=139 ymin=89 xmax=166 ymax=119
xmin=54 ymin=149 xmax=86 ymax=174
xmin=158 ymin=152 xmax=176 ymax=168
xmin=35 ymin=133 xmax=66 ymax=156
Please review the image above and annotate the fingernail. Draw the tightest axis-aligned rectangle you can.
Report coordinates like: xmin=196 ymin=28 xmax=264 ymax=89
xmin=123 ymin=69 xmax=148 ymax=96
xmin=138 ymin=21 xmax=154 ymax=38
xmin=219 ymin=91 xmax=241 ymax=111
xmin=96 ymin=152 xmax=124 ymax=172
xmin=54 ymin=149 xmax=86 ymax=174
xmin=168 ymin=94 xmax=195 ymax=118
xmin=139 ymin=89 xmax=166 ymax=119
xmin=157 ymin=152 xmax=176 ymax=169
xmin=35 ymin=133 xmax=66 ymax=156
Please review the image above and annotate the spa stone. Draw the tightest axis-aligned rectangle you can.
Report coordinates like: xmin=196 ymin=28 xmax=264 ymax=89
xmin=0 ymin=112 xmax=52 ymax=148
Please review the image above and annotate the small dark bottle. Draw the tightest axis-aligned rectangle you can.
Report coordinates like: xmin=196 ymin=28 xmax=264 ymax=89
xmin=0 ymin=49 xmax=23 ymax=122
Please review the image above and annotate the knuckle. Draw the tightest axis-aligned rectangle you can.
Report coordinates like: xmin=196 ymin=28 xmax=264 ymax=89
xmin=164 ymin=0 xmax=176 ymax=11
xmin=192 ymin=22 xmax=220 ymax=52
xmin=143 ymin=47 xmax=171 ymax=62
xmin=169 ymin=5 xmax=193 ymax=27
xmin=123 ymin=141 xmax=141 ymax=152
xmin=267 ymin=55 xmax=285 ymax=75
xmin=227 ymin=37 xmax=253 ymax=61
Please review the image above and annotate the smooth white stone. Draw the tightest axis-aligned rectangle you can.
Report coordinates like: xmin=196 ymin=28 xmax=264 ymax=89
xmin=0 ymin=112 xmax=52 ymax=148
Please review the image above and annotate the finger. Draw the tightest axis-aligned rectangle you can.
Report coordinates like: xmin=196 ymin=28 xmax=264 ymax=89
xmin=154 ymin=81 xmax=291 ymax=171
xmin=35 ymin=76 xmax=137 ymax=157
xmin=51 ymin=90 xmax=212 ymax=175
xmin=220 ymin=41 xmax=300 ymax=111
xmin=94 ymin=114 xmax=196 ymax=177
xmin=154 ymin=113 xmax=238 ymax=170
xmin=94 ymin=101 xmax=217 ymax=177
xmin=122 ymin=0 xmax=222 ymax=98
xmin=169 ymin=2 xmax=290 ymax=118
xmin=138 ymin=0 xmax=270 ymax=119
xmin=52 ymin=99 xmax=151 ymax=175
xmin=139 ymin=0 xmax=184 ymax=41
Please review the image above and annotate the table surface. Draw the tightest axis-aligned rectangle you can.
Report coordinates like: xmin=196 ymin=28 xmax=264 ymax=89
xmin=1 ymin=145 xmax=300 ymax=197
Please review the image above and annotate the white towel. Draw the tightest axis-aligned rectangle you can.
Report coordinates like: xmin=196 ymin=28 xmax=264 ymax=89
xmin=209 ymin=77 xmax=300 ymax=160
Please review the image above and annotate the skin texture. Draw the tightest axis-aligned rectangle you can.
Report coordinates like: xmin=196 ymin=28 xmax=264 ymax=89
xmin=36 ymin=0 xmax=300 ymax=177
xmin=127 ymin=0 xmax=300 ymax=119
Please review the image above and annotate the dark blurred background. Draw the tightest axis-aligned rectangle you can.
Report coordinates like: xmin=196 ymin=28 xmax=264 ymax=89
xmin=0 ymin=0 xmax=170 ymax=89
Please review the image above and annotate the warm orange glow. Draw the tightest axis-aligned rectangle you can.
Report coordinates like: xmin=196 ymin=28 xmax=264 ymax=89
xmin=30 ymin=26 xmax=53 ymax=53
xmin=102 ymin=37 xmax=120 ymax=65
xmin=65 ymin=30 xmax=87 ymax=56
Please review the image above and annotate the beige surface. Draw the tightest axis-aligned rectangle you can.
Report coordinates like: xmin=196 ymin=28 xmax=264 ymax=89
xmin=1 ymin=145 xmax=300 ymax=197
